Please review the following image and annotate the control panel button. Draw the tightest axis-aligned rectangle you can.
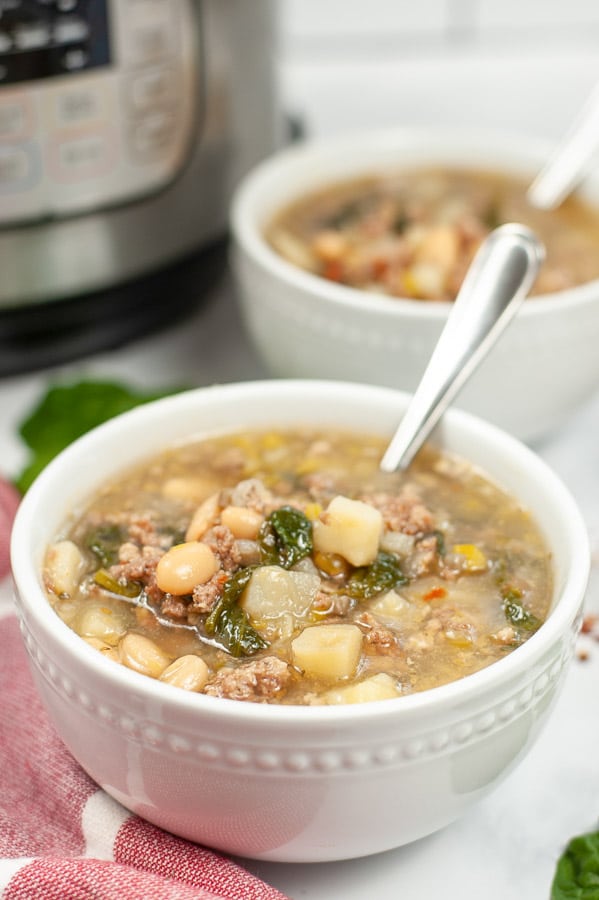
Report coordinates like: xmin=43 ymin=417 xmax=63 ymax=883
xmin=13 ymin=23 xmax=52 ymax=52
xmin=0 ymin=93 xmax=34 ymax=139
xmin=0 ymin=143 xmax=40 ymax=193
xmin=53 ymin=85 xmax=105 ymax=127
xmin=50 ymin=132 xmax=117 ymax=181
xmin=130 ymin=111 xmax=175 ymax=159
xmin=53 ymin=17 xmax=90 ymax=45
xmin=128 ymin=66 xmax=175 ymax=111
xmin=121 ymin=0 xmax=177 ymax=67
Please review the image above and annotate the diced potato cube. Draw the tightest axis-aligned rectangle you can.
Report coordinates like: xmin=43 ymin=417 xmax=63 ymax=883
xmin=321 ymin=673 xmax=401 ymax=705
xmin=242 ymin=566 xmax=319 ymax=637
xmin=313 ymin=496 xmax=383 ymax=566
xmin=291 ymin=624 xmax=363 ymax=680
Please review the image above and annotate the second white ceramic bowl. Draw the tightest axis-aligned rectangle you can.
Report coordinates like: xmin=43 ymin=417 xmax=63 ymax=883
xmin=231 ymin=127 xmax=599 ymax=442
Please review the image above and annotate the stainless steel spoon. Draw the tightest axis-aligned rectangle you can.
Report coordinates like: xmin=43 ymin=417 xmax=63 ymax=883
xmin=527 ymin=80 xmax=599 ymax=210
xmin=380 ymin=223 xmax=545 ymax=473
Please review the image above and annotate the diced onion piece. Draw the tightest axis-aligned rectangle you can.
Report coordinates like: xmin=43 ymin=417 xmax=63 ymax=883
xmin=380 ymin=530 xmax=415 ymax=556
xmin=242 ymin=565 xmax=319 ymax=638
xmin=369 ymin=589 xmax=409 ymax=619
xmin=320 ymin=673 xmax=401 ymax=705
xmin=313 ymin=495 xmax=383 ymax=566
xmin=291 ymin=624 xmax=363 ymax=680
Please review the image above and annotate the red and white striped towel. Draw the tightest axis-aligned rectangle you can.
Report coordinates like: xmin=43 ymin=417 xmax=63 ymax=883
xmin=0 ymin=477 xmax=289 ymax=900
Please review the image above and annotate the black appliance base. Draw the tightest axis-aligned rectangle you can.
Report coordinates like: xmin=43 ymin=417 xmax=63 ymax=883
xmin=0 ymin=238 xmax=228 ymax=378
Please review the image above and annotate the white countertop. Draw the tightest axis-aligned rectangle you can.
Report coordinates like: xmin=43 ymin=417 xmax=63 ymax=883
xmin=1 ymin=274 xmax=598 ymax=900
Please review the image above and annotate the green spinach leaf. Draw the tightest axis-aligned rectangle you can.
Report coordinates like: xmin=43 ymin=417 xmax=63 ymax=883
xmin=348 ymin=551 xmax=408 ymax=600
xmin=86 ymin=524 xmax=124 ymax=567
xmin=502 ymin=587 xmax=542 ymax=633
xmin=259 ymin=506 xmax=313 ymax=569
xmin=94 ymin=568 xmax=142 ymax=599
xmin=205 ymin=566 xmax=269 ymax=657
xmin=552 ymin=830 xmax=599 ymax=899
xmin=14 ymin=379 xmax=186 ymax=494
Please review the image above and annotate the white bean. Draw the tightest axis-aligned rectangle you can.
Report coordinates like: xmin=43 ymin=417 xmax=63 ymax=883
xmin=159 ymin=654 xmax=209 ymax=692
xmin=44 ymin=540 xmax=84 ymax=597
xmin=119 ymin=633 xmax=170 ymax=678
xmin=84 ymin=637 xmax=119 ymax=662
xmin=185 ymin=492 xmax=220 ymax=541
xmin=162 ymin=477 xmax=217 ymax=504
xmin=220 ymin=505 xmax=263 ymax=539
xmin=156 ymin=541 xmax=218 ymax=595
xmin=77 ymin=605 xmax=127 ymax=645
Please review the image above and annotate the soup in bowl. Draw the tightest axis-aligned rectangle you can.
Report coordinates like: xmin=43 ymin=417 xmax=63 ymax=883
xmin=231 ymin=128 xmax=599 ymax=441
xmin=10 ymin=381 xmax=589 ymax=861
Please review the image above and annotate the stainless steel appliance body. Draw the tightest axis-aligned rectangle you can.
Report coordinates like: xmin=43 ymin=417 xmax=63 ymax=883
xmin=0 ymin=0 xmax=280 ymax=371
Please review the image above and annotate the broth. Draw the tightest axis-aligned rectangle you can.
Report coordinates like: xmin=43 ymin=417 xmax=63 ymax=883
xmin=266 ymin=166 xmax=599 ymax=300
xmin=43 ymin=428 xmax=552 ymax=704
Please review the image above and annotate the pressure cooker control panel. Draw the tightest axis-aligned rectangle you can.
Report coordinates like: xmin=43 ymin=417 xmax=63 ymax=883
xmin=0 ymin=0 xmax=200 ymax=224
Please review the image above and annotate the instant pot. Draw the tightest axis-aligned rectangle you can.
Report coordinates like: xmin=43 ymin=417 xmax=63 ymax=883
xmin=0 ymin=0 xmax=280 ymax=374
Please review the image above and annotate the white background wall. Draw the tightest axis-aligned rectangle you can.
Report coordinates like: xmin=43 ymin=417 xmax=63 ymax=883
xmin=276 ymin=1 xmax=599 ymax=141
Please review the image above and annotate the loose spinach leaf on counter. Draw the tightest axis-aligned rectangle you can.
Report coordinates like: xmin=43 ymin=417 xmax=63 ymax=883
xmin=14 ymin=379 xmax=187 ymax=494
xmin=551 ymin=829 xmax=599 ymax=899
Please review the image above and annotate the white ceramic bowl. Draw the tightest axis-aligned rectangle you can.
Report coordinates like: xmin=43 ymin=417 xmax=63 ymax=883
xmin=10 ymin=380 xmax=589 ymax=863
xmin=230 ymin=127 xmax=599 ymax=443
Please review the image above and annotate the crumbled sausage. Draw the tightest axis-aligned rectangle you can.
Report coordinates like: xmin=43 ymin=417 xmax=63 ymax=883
xmin=111 ymin=544 xmax=163 ymax=583
xmin=191 ymin=570 xmax=229 ymax=614
xmin=127 ymin=515 xmax=172 ymax=549
xmin=405 ymin=534 xmax=440 ymax=578
xmin=362 ymin=486 xmax=434 ymax=535
xmin=203 ymin=525 xmax=241 ymax=572
xmin=228 ymin=478 xmax=274 ymax=514
xmin=356 ymin=611 xmax=399 ymax=655
xmin=204 ymin=656 xmax=292 ymax=702
xmin=161 ymin=594 xmax=190 ymax=620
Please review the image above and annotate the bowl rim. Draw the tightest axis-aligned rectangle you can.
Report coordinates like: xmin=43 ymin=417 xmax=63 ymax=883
xmin=10 ymin=379 xmax=590 ymax=729
xmin=230 ymin=124 xmax=599 ymax=320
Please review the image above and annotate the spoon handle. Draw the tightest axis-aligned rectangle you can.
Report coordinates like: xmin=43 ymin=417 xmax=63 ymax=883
xmin=380 ymin=223 xmax=545 ymax=473
xmin=527 ymin=81 xmax=599 ymax=210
